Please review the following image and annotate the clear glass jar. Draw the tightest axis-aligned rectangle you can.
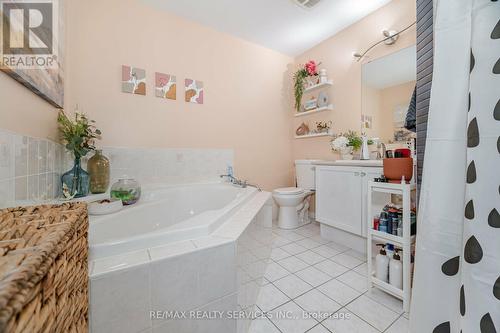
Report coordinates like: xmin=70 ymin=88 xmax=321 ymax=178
xmin=87 ymin=150 xmax=110 ymax=194
xmin=110 ymin=178 xmax=141 ymax=205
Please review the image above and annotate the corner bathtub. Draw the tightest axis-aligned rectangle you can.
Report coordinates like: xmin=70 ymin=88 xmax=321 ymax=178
xmin=89 ymin=182 xmax=258 ymax=260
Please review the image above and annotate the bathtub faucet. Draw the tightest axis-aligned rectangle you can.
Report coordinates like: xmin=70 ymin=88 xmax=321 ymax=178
xmin=220 ymin=175 xmax=262 ymax=191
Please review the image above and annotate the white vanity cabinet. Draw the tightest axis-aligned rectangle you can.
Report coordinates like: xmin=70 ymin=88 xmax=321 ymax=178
xmin=315 ymin=165 xmax=386 ymax=237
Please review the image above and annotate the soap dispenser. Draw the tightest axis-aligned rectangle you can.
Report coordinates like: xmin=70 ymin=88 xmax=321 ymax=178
xmin=389 ymin=249 xmax=403 ymax=289
xmin=361 ymin=135 xmax=370 ymax=160
xmin=375 ymin=244 xmax=390 ymax=283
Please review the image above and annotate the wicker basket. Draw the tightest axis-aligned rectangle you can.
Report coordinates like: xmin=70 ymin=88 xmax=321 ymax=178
xmin=0 ymin=202 xmax=88 ymax=333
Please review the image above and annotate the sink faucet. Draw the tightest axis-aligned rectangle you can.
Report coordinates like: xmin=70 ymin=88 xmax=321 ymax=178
xmin=220 ymin=174 xmax=262 ymax=191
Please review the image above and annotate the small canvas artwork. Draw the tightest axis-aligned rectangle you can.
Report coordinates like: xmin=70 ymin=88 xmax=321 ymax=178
xmin=185 ymin=79 xmax=204 ymax=104
xmin=155 ymin=72 xmax=176 ymax=100
xmin=122 ymin=66 xmax=146 ymax=95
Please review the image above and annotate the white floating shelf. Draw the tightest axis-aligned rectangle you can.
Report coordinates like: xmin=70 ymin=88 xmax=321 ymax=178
xmin=295 ymin=104 xmax=333 ymax=117
xmin=294 ymin=132 xmax=334 ymax=139
xmin=304 ymin=80 xmax=333 ymax=93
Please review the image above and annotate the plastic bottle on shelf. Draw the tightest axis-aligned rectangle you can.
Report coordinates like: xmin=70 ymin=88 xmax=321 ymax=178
xmin=391 ymin=217 xmax=399 ymax=235
xmin=389 ymin=249 xmax=403 ymax=289
xmin=379 ymin=212 xmax=389 ymax=233
xmin=397 ymin=218 xmax=403 ymax=237
xmin=373 ymin=215 xmax=380 ymax=230
xmin=386 ymin=244 xmax=394 ymax=258
xmin=375 ymin=244 xmax=390 ymax=283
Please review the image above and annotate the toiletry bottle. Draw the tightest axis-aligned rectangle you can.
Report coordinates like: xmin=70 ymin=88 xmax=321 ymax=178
xmin=379 ymin=216 xmax=388 ymax=233
xmin=375 ymin=244 xmax=390 ymax=283
xmin=388 ymin=209 xmax=399 ymax=235
xmin=386 ymin=244 xmax=394 ymax=258
xmin=373 ymin=215 xmax=380 ymax=230
xmin=361 ymin=135 xmax=370 ymax=160
xmin=397 ymin=217 xmax=403 ymax=237
xmin=227 ymin=165 xmax=234 ymax=178
xmin=391 ymin=216 xmax=399 ymax=235
xmin=389 ymin=249 xmax=403 ymax=289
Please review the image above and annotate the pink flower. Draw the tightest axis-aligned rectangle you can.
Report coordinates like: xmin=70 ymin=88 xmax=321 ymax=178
xmin=304 ymin=60 xmax=318 ymax=76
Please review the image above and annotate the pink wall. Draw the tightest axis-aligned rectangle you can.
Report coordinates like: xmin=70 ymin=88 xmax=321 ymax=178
xmin=0 ymin=71 xmax=59 ymax=140
xmin=293 ymin=0 xmax=416 ymax=161
xmin=64 ymin=0 xmax=295 ymax=191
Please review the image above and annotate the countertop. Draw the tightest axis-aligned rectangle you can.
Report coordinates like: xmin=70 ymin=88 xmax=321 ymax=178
xmin=313 ymin=160 xmax=383 ymax=167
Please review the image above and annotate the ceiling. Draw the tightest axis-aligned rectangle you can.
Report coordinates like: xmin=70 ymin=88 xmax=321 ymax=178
xmin=362 ymin=45 xmax=417 ymax=89
xmin=141 ymin=0 xmax=392 ymax=56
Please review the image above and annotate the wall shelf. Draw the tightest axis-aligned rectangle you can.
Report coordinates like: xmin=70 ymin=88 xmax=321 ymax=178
xmin=295 ymin=104 xmax=333 ymax=117
xmin=304 ymin=80 xmax=333 ymax=93
xmin=294 ymin=132 xmax=334 ymax=139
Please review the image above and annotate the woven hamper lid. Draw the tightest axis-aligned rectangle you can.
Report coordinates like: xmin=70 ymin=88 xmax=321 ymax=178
xmin=0 ymin=202 xmax=88 ymax=331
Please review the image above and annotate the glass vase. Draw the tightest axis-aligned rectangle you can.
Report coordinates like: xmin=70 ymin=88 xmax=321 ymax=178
xmin=61 ymin=157 xmax=90 ymax=198
xmin=88 ymin=150 xmax=110 ymax=194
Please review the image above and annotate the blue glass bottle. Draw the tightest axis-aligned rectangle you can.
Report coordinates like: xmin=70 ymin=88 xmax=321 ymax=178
xmin=61 ymin=157 xmax=90 ymax=198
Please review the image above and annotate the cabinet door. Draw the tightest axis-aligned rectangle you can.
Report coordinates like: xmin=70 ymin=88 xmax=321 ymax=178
xmin=316 ymin=166 xmax=363 ymax=235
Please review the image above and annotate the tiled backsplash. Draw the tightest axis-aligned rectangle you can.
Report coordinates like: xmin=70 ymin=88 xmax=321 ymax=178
xmin=0 ymin=127 xmax=234 ymax=208
xmin=98 ymin=147 xmax=234 ymax=185
xmin=0 ymin=129 xmax=63 ymax=208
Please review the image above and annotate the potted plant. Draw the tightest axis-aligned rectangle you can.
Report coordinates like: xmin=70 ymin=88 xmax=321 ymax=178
xmin=330 ymin=131 xmax=372 ymax=160
xmin=57 ymin=110 xmax=101 ymax=198
xmin=293 ymin=60 xmax=321 ymax=112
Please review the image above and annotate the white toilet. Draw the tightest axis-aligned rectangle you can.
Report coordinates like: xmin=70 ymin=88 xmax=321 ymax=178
xmin=273 ymin=160 xmax=318 ymax=229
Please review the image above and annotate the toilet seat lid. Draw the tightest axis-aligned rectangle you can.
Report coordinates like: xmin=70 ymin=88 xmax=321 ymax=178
xmin=274 ymin=187 xmax=304 ymax=195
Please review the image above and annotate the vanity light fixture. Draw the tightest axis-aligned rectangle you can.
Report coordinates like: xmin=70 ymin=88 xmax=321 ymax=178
xmin=354 ymin=22 xmax=416 ymax=62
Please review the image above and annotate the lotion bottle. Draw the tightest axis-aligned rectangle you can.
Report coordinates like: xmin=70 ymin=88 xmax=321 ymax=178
xmin=361 ymin=135 xmax=370 ymax=160
xmin=389 ymin=249 xmax=403 ymax=289
xmin=375 ymin=244 xmax=390 ymax=283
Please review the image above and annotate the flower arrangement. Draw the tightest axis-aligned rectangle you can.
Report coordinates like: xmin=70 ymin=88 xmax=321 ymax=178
xmin=57 ymin=110 xmax=101 ymax=159
xmin=330 ymin=130 xmax=373 ymax=152
xmin=304 ymin=60 xmax=319 ymax=76
xmin=330 ymin=136 xmax=350 ymax=151
xmin=293 ymin=60 xmax=321 ymax=112
xmin=58 ymin=110 xmax=102 ymax=198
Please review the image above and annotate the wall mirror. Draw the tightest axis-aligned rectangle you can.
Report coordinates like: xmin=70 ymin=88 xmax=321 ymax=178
xmin=361 ymin=45 xmax=416 ymax=145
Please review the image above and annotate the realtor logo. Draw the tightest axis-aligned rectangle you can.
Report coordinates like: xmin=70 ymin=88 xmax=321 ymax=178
xmin=1 ymin=0 xmax=57 ymax=68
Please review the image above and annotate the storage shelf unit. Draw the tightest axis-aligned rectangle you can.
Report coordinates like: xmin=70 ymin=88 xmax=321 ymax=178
xmin=295 ymin=104 xmax=333 ymax=117
xmin=294 ymin=132 xmax=334 ymax=139
xmin=304 ymin=80 xmax=333 ymax=93
xmin=366 ymin=181 xmax=416 ymax=315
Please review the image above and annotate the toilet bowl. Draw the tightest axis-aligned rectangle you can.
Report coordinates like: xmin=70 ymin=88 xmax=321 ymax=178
xmin=273 ymin=160 xmax=319 ymax=229
xmin=273 ymin=187 xmax=314 ymax=229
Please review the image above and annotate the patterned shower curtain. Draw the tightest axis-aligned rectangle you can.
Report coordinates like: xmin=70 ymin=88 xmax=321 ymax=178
xmin=410 ymin=0 xmax=500 ymax=332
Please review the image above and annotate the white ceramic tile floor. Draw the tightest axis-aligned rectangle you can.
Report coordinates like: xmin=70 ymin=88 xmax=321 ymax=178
xmin=248 ymin=222 xmax=408 ymax=333
xmin=277 ymin=256 xmax=309 ymax=273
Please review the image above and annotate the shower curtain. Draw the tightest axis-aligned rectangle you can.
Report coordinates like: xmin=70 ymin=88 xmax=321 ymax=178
xmin=410 ymin=0 xmax=500 ymax=332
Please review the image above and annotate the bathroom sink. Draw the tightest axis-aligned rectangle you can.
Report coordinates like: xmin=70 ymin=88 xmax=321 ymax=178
xmin=314 ymin=160 xmax=383 ymax=167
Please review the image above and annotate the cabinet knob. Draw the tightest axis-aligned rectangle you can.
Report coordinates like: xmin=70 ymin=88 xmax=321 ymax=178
xmin=360 ymin=172 xmax=367 ymax=177
xmin=354 ymin=172 xmax=360 ymax=176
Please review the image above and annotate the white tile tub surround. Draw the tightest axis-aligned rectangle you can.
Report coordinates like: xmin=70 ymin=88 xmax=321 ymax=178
xmin=89 ymin=191 xmax=273 ymax=333
xmin=0 ymin=128 xmax=63 ymax=208
xmin=94 ymin=147 xmax=234 ymax=186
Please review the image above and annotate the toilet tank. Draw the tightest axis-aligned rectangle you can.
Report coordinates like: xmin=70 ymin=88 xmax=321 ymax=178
xmin=295 ymin=160 xmax=320 ymax=190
